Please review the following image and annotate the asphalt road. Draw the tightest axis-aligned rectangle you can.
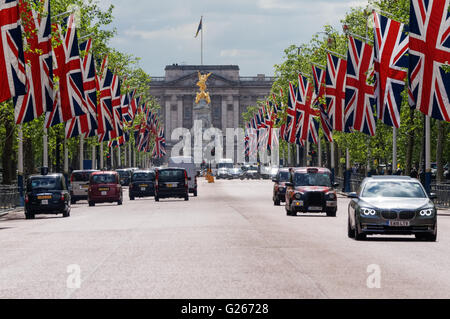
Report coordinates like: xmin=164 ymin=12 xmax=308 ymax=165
xmin=1 ymin=178 xmax=450 ymax=299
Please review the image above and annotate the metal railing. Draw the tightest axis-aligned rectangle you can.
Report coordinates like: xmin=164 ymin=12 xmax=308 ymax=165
xmin=431 ymin=183 xmax=450 ymax=208
xmin=0 ymin=185 xmax=20 ymax=212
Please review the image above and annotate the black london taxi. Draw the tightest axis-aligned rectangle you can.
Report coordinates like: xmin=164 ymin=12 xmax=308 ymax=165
xmin=272 ymin=168 xmax=291 ymax=206
xmin=347 ymin=176 xmax=437 ymax=241
xmin=25 ymin=173 xmax=71 ymax=219
xmin=285 ymin=167 xmax=339 ymax=217
xmin=129 ymin=169 xmax=156 ymax=200
xmin=155 ymin=168 xmax=189 ymax=201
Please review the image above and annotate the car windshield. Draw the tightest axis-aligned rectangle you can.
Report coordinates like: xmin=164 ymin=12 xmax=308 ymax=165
xmin=117 ymin=170 xmax=129 ymax=177
xmin=71 ymin=171 xmax=94 ymax=182
xmin=91 ymin=174 xmax=117 ymax=184
xmin=278 ymin=171 xmax=290 ymax=182
xmin=158 ymin=170 xmax=185 ymax=182
xmin=362 ymin=181 xmax=427 ymax=198
xmin=294 ymin=173 xmax=331 ymax=187
xmin=218 ymin=163 xmax=233 ymax=169
xmin=132 ymin=172 xmax=155 ymax=181
xmin=28 ymin=177 xmax=59 ymax=190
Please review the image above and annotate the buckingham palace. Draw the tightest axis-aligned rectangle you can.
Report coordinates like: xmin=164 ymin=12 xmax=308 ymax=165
xmin=149 ymin=64 xmax=274 ymax=156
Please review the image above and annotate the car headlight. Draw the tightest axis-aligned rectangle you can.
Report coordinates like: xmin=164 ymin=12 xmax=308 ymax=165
xmin=326 ymin=193 xmax=336 ymax=200
xmin=419 ymin=208 xmax=434 ymax=217
xmin=294 ymin=193 xmax=302 ymax=200
xmin=361 ymin=208 xmax=376 ymax=216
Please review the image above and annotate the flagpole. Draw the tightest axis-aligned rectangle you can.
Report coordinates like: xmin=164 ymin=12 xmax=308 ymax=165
xmin=118 ymin=145 xmax=121 ymax=168
xmin=100 ymin=142 xmax=104 ymax=169
xmin=64 ymin=138 xmax=69 ymax=177
xmin=18 ymin=125 xmax=24 ymax=206
xmin=92 ymin=143 xmax=96 ymax=170
xmin=80 ymin=135 xmax=84 ymax=170
xmin=330 ymin=141 xmax=335 ymax=183
xmin=201 ymin=15 xmax=203 ymax=65
xmin=392 ymin=126 xmax=397 ymax=174
xmin=43 ymin=127 xmax=48 ymax=168
xmin=318 ymin=136 xmax=322 ymax=167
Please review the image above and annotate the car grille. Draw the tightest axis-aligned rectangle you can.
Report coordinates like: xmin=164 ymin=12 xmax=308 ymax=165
xmin=399 ymin=211 xmax=416 ymax=219
xmin=306 ymin=192 xmax=324 ymax=206
xmin=381 ymin=210 xmax=417 ymax=220
xmin=381 ymin=211 xmax=397 ymax=219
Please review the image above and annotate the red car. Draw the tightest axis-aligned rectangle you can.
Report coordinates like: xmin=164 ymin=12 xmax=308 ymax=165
xmin=285 ymin=167 xmax=338 ymax=217
xmin=88 ymin=171 xmax=123 ymax=206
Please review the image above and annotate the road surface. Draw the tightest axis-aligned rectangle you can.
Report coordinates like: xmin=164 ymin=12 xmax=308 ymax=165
xmin=1 ymin=179 xmax=450 ymax=298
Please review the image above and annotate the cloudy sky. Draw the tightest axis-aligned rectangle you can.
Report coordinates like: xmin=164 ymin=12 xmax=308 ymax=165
xmin=100 ymin=0 xmax=368 ymax=77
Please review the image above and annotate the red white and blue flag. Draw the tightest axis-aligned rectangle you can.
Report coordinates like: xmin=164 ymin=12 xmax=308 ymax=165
xmin=0 ymin=0 xmax=26 ymax=103
xmin=325 ymin=52 xmax=347 ymax=132
xmin=152 ymin=126 xmax=166 ymax=158
xmin=373 ymin=11 xmax=409 ymax=128
xmin=409 ymin=0 xmax=450 ymax=122
xmin=344 ymin=36 xmax=376 ymax=136
xmin=46 ymin=15 xmax=87 ymax=128
xmin=97 ymin=57 xmax=114 ymax=141
xmin=312 ymin=65 xmax=333 ymax=142
xmin=295 ymin=74 xmax=319 ymax=144
xmin=108 ymin=73 xmax=123 ymax=141
xmin=14 ymin=0 xmax=52 ymax=124
xmin=284 ymin=81 xmax=298 ymax=143
xmin=65 ymin=38 xmax=98 ymax=139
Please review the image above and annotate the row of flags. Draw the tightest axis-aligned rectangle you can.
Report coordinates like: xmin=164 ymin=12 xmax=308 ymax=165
xmin=244 ymin=1 xmax=449 ymax=157
xmin=0 ymin=0 xmax=166 ymax=159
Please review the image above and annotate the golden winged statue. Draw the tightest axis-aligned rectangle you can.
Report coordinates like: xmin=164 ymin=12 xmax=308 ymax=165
xmin=195 ymin=71 xmax=212 ymax=104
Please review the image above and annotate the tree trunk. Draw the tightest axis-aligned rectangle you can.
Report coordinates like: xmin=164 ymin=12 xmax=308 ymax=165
xmin=2 ymin=120 xmax=14 ymax=185
xmin=405 ymin=108 xmax=415 ymax=175
xmin=436 ymin=120 xmax=444 ymax=183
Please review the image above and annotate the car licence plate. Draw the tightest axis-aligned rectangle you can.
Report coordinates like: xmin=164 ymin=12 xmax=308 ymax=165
xmin=37 ymin=195 xmax=52 ymax=200
xmin=389 ymin=220 xmax=410 ymax=227
xmin=309 ymin=206 xmax=322 ymax=211
xmin=166 ymin=184 xmax=173 ymax=188
xmin=81 ymin=185 xmax=89 ymax=189
xmin=41 ymin=199 xmax=48 ymax=205
xmin=99 ymin=187 xmax=109 ymax=191
xmin=101 ymin=191 xmax=107 ymax=196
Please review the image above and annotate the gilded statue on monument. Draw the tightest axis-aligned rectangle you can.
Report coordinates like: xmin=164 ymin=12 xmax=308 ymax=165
xmin=195 ymin=71 xmax=212 ymax=104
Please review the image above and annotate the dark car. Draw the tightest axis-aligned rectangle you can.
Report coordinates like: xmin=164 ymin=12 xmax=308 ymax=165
xmin=88 ymin=171 xmax=123 ymax=206
xmin=155 ymin=168 xmax=189 ymax=201
xmin=272 ymin=168 xmax=291 ymax=206
xmin=116 ymin=169 xmax=131 ymax=186
xmin=25 ymin=173 xmax=71 ymax=219
xmin=347 ymin=176 xmax=437 ymax=241
xmin=285 ymin=167 xmax=338 ymax=217
xmin=129 ymin=170 xmax=156 ymax=200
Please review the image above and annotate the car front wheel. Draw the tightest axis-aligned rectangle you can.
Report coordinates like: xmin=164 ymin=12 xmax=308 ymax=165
xmin=347 ymin=216 xmax=355 ymax=238
xmin=354 ymin=218 xmax=366 ymax=240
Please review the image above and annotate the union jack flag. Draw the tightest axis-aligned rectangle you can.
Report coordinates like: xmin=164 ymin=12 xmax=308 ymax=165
xmin=344 ymin=36 xmax=376 ymax=136
xmin=409 ymin=0 xmax=450 ymax=122
xmin=0 ymin=0 xmax=26 ymax=103
xmin=79 ymin=39 xmax=97 ymax=136
xmin=152 ymin=126 xmax=166 ymax=159
xmin=45 ymin=15 xmax=87 ymax=128
xmin=108 ymin=74 xmax=123 ymax=140
xmin=295 ymin=74 xmax=319 ymax=144
xmin=373 ymin=12 xmax=409 ymax=128
xmin=284 ymin=81 xmax=298 ymax=143
xmin=325 ymin=53 xmax=347 ymax=132
xmin=65 ymin=38 xmax=98 ymax=139
xmin=14 ymin=0 xmax=52 ymax=124
xmin=121 ymin=92 xmax=132 ymax=124
xmin=312 ymin=65 xmax=333 ymax=142
xmin=97 ymin=66 xmax=114 ymax=141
